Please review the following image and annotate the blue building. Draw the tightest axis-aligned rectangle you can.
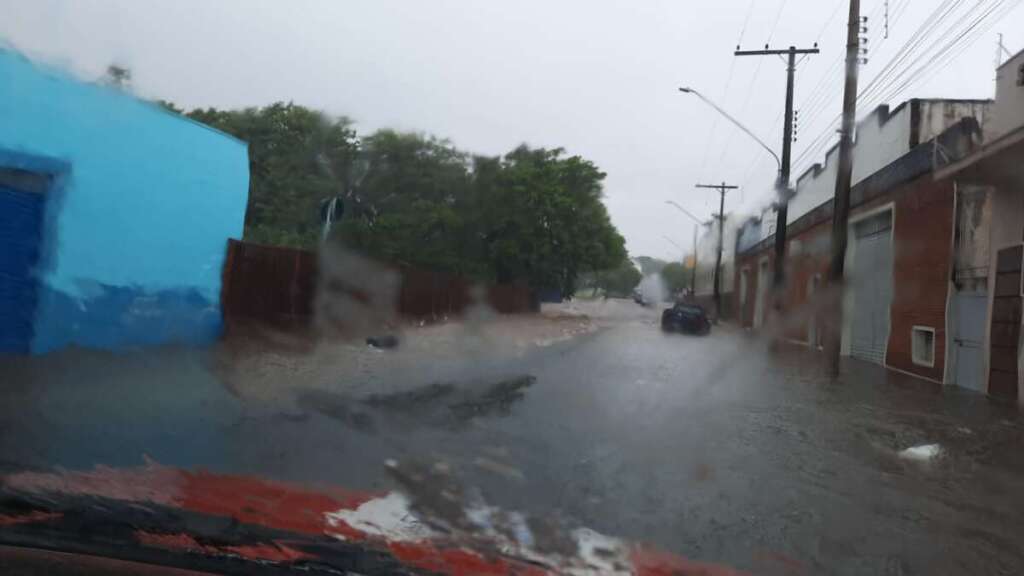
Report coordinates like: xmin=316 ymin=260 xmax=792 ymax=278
xmin=0 ymin=49 xmax=249 ymax=354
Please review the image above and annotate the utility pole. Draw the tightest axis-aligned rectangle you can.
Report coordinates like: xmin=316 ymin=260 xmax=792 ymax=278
xmin=690 ymin=224 xmax=698 ymax=297
xmin=826 ymin=0 xmax=863 ymax=376
xmin=696 ymin=182 xmax=737 ymax=319
xmin=735 ymin=44 xmax=819 ymax=289
xmin=664 ymin=200 xmax=704 ymax=298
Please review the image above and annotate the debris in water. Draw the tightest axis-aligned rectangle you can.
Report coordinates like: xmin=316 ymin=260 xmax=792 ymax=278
xmin=366 ymin=335 xmax=399 ymax=349
xmin=898 ymin=444 xmax=942 ymax=461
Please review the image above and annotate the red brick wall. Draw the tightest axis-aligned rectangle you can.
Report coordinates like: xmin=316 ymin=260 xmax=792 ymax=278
xmin=733 ymin=176 xmax=954 ymax=384
xmin=885 ymin=179 xmax=954 ymax=382
xmin=782 ymin=227 xmax=831 ymax=343
xmin=733 ymin=251 xmax=774 ymax=329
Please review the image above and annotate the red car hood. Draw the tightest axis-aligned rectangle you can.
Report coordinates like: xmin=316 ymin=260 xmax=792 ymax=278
xmin=0 ymin=460 xmax=742 ymax=575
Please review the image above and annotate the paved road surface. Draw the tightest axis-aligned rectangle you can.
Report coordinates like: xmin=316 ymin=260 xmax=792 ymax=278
xmin=3 ymin=299 xmax=1024 ymax=574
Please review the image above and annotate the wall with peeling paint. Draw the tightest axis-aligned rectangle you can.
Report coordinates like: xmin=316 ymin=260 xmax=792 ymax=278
xmin=0 ymin=49 xmax=249 ymax=353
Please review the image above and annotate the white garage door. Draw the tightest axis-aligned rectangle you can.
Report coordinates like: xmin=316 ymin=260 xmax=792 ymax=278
xmin=850 ymin=212 xmax=893 ymax=365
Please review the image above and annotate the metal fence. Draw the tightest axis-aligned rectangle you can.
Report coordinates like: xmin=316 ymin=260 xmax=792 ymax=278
xmin=220 ymin=239 xmax=533 ymax=329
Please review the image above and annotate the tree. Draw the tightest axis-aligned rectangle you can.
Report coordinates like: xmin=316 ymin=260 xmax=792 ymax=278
xmin=104 ymin=65 xmax=132 ymax=90
xmin=595 ymin=258 xmax=643 ymax=297
xmin=336 ymin=130 xmax=478 ymax=274
xmin=660 ymin=262 xmax=692 ymax=297
xmin=156 ymin=100 xmax=184 ymax=114
xmin=481 ymin=146 xmax=625 ymax=296
xmin=171 ymin=100 xmax=629 ymax=293
xmin=187 ymin=103 xmax=359 ymax=248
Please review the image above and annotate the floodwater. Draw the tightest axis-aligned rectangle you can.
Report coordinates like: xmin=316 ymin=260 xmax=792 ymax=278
xmin=2 ymin=299 xmax=1023 ymax=574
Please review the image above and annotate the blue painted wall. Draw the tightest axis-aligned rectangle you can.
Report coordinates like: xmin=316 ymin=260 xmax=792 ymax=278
xmin=0 ymin=49 xmax=249 ymax=353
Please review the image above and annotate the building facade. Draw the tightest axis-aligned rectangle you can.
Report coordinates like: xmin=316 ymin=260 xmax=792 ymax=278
xmin=734 ymin=97 xmax=989 ymax=386
xmin=0 ymin=50 xmax=249 ymax=354
xmin=693 ymin=215 xmax=737 ymax=319
xmin=939 ymin=48 xmax=1024 ymax=401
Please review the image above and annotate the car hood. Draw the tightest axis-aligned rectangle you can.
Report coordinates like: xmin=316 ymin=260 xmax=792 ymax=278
xmin=0 ymin=460 xmax=743 ymax=575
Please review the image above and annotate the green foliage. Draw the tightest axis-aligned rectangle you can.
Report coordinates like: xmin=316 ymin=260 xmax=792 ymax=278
xmin=104 ymin=64 xmax=132 ymax=90
xmin=186 ymin=103 xmax=359 ymax=249
xmin=595 ymin=259 xmax=643 ymax=297
xmin=337 ymin=139 xmax=625 ymax=295
xmin=170 ymin=100 xmax=627 ymax=294
xmin=660 ymin=262 xmax=692 ymax=296
xmin=480 ymin=146 xmax=626 ymax=295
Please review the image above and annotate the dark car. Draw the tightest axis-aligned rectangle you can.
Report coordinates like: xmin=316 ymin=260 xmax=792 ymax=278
xmin=632 ymin=288 xmax=648 ymax=306
xmin=661 ymin=303 xmax=711 ymax=334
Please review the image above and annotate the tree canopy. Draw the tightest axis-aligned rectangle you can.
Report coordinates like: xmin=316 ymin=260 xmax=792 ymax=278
xmin=660 ymin=261 xmax=693 ymax=297
xmin=167 ymin=101 xmax=628 ymax=296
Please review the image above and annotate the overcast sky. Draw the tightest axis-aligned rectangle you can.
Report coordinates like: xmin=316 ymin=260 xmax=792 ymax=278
xmin=3 ymin=0 xmax=1022 ymax=261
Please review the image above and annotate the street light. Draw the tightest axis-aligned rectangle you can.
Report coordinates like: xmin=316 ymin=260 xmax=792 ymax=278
xmin=677 ymin=87 xmax=781 ymax=173
xmin=664 ymin=200 xmax=704 ymax=297
xmin=662 ymin=235 xmax=684 ymax=252
xmin=679 ymin=86 xmax=794 ymax=297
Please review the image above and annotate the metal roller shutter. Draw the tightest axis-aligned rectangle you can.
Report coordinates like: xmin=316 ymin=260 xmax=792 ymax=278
xmin=0 ymin=185 xmax=45 ymax=353
xmin=850 ymin=212 xmax=893 ymax=365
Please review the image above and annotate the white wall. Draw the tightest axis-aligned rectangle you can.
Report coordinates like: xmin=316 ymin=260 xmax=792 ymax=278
xmin=761 ymin=99 xmax=990 ymax=244
xmin=919 ymin=101 xmax=990 ymax=143
xmin=784 ymin=103 xmax=912 ymax=232
xmin=989 ymin=50 xmax=1024 ymax=141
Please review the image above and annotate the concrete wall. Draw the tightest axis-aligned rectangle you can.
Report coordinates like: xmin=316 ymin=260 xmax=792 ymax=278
xmin=0 ymin=50 xmax=250 ymax=352
xmin=988 ymin=49 xmax=1024 ymax=141
xmin=886 ymin=178 xmax=955 ymax=382
xmin=916 ymin=100 xmax=990 ymax=145
xmin=762 ymin=100 xmax=989 ymax=244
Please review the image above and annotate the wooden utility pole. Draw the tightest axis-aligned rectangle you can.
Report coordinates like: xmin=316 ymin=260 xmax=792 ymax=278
xmin=826 ymin=0 xmax=863 ymax=376
xmin=696 ymin=182 xmax=737 ymax=319
xmin=735 ymin=45 xmax=819 ymax=289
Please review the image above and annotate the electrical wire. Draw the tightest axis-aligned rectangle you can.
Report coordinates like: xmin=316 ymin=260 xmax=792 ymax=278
xmin=792 ymin=0 xmax=1016 ymax=178
xmin=695 ymin=0 xmax=758 ymax=184
xmin=872 ymin=0 xmax=1020 ymax=106
xmin=791 ymin=0 xmax=964 ymax=173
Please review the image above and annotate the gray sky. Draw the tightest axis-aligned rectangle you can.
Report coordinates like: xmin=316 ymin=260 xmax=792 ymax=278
xmin=3 ymin=0 xmax=1022 ymax=261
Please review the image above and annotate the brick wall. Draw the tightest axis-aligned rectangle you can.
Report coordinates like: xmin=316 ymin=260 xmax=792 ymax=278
xmin=885 ymin=178 xmax=954 ymax=382
xmin=734 ymin=252 xmax=772 ymax=329
xmin=733 ymin=175 xmax=955 ymax=383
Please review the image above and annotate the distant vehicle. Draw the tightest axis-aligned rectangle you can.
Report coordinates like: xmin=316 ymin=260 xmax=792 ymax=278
xmin=632 ymin=288 xmax=648 ymax=306
xmin=661 ymin=303 xmax=711 ymax=335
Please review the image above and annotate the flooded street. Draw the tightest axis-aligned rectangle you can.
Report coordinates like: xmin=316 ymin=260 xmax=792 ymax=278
xmin=3 ymin=300 xmax=1024 ymax=574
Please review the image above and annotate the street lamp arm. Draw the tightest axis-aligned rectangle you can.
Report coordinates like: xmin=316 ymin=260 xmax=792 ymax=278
xmin=662 ymin=235 xmax=684 ymax=251
xmin=664 ymin=200 xmax=706 ymax=226
xmin=678 ymin=87 xmax=782 ymax=173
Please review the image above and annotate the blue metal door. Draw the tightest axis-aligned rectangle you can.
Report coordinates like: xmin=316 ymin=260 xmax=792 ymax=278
xmin=0 ymin=185 xmax=45 ymax=353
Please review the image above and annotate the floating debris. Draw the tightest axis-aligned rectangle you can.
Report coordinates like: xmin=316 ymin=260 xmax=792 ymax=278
xmin=898 ymin=444 xmax=942 ymax=461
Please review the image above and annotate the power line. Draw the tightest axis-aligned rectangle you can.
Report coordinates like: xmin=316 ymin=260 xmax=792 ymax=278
xmin=858 ymin=0 xmax=966 ymax=106
xmin=704 ymin=0 xmax=790 ymax=181
xmin=869 ymin=0 xmax=1002 ymax=103
xmin=793 ymin=0 xmax=1018 ymax=177
xmin=799 ymin=0 xmax=903 ymax=129
xmin=766 ymin=0 xmax=892 ymax=175
xmin=736 ymin=0 xmax=757 ymax=47
xmin=791 ymin=0 xmax=966 ymax=173
xmin=696 ymin=0 xmax=757 ymax=183
xmin=878 ymin=0 xmax=1022 ymax=105
xmin=766 ymin=0 xmax=791 ymax=45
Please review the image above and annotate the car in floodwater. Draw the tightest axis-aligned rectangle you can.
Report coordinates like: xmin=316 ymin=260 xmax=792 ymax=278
xmin=661 ymin=303 xmax=711 ymax=335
